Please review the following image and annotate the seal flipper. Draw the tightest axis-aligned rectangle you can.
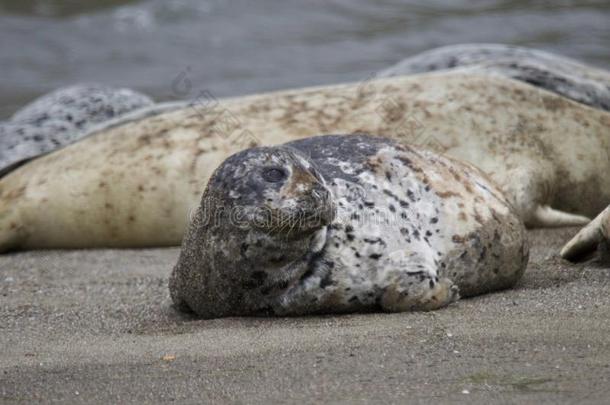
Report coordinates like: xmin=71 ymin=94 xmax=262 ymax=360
xmin=561 ymin=206 xmax=610 ymax=262
xmin=380 ymin=253 xmax=460 ymax=312
xmin=495 ymin=160 xmax=590 ymax=228
xmin=530 ymin=205 xmax=591 ymax=228
xmin=381 ymin=275 xmax=459 ymax=312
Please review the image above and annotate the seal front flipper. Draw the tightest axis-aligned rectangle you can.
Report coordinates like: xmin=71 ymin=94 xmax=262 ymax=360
xmin=561 ymin=206 xmax=610 ymax=262
xmin=380 ymin=252 xmax=459 ymax=312
xmin=381 ymin=272 xmax=459 ymax=312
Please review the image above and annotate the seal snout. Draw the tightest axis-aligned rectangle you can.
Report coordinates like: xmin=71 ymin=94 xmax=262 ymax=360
xmin=310 ymin=183 xmax=336 ymax=225
xmin=269 ymin=179 xmax=335 ymax=236
xmin=283 ymin=169 xmax=336 ymax=231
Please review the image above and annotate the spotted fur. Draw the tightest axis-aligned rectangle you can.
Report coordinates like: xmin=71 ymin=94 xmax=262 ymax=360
xmin=1 ymin=70 xmax=608 ymax=252
xmin=0 ymin=84 xmax=153 ymax=176
xmin=170 ymin=134 xmax=528 ymax=318
xmin=379 ymin=43 xmax=610 ymax=111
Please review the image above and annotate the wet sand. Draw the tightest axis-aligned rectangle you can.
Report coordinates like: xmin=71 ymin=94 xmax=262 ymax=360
xmin=1 ymin=227 xmax=609 ymax=403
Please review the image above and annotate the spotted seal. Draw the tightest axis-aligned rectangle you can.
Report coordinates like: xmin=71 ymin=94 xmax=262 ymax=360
xmin=378 ymin=43 xmax=610 ymax=111
xmin=169 ymin=134 xmax=527 ymax=317
xmin=0 ymin=70 xmax=608 ymax=252
xmin=0 ymin=84 xmax=153 ymax=176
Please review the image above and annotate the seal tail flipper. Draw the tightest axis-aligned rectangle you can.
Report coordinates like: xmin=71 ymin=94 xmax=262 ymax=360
xmin=561 ymin=206 xmax=610 ymax=262
xmin=492 ymin=159 xmax=584 ymax=228
xmin=530 ymin=205 xmax=591 ymax=228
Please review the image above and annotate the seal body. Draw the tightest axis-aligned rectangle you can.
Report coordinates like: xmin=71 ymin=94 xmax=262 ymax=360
xmin=169 ymin=135 xmax=528 ymax=318
xmin=0 ymin=71 xmax=608 ymax=251
xmin=378 ymin=43 xmax=610 ymax=111
xmin=0 ymin=84 xmax=153 ymax=176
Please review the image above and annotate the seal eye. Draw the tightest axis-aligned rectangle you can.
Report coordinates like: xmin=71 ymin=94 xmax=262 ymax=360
xmin=262 ymin=167 xmax=287 ymax=183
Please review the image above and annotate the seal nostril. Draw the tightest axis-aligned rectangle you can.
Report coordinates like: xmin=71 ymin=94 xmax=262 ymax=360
xmin=311 ymin=185 xmax=330 ymax=204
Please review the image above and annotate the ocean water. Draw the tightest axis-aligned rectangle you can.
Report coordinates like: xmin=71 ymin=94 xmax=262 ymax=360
xmin=1 ymin=0 xmax=609 ymax=118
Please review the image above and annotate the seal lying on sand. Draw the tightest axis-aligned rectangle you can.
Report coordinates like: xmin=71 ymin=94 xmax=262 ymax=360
xmin=169 ymin=135 xmax=528 ymax=318
xmin=0 ymin=72 xmax=608 ymax=252
xmin=378 ymin=43 xmax=610 ymax=111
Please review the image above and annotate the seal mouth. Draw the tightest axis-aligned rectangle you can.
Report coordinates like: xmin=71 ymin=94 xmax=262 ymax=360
xmin=263 ymin=210 xmax=331 ymax=239
xmin=251 ymin=185 xmax=336 ymax=238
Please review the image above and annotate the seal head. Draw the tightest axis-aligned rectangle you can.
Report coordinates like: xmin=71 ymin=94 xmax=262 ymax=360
xmin=170 ymin=145 xmax=335 ymax=318
xmin=207 ymin=146 xmax=335 ymax=237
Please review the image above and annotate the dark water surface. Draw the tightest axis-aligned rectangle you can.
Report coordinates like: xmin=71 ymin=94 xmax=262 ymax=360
xmin=1 ymin=0 xmax=609 ymax=118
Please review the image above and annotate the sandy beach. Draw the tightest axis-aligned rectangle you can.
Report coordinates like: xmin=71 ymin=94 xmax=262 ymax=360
xmin=1 ymin=227 xmax=609 ymax=403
